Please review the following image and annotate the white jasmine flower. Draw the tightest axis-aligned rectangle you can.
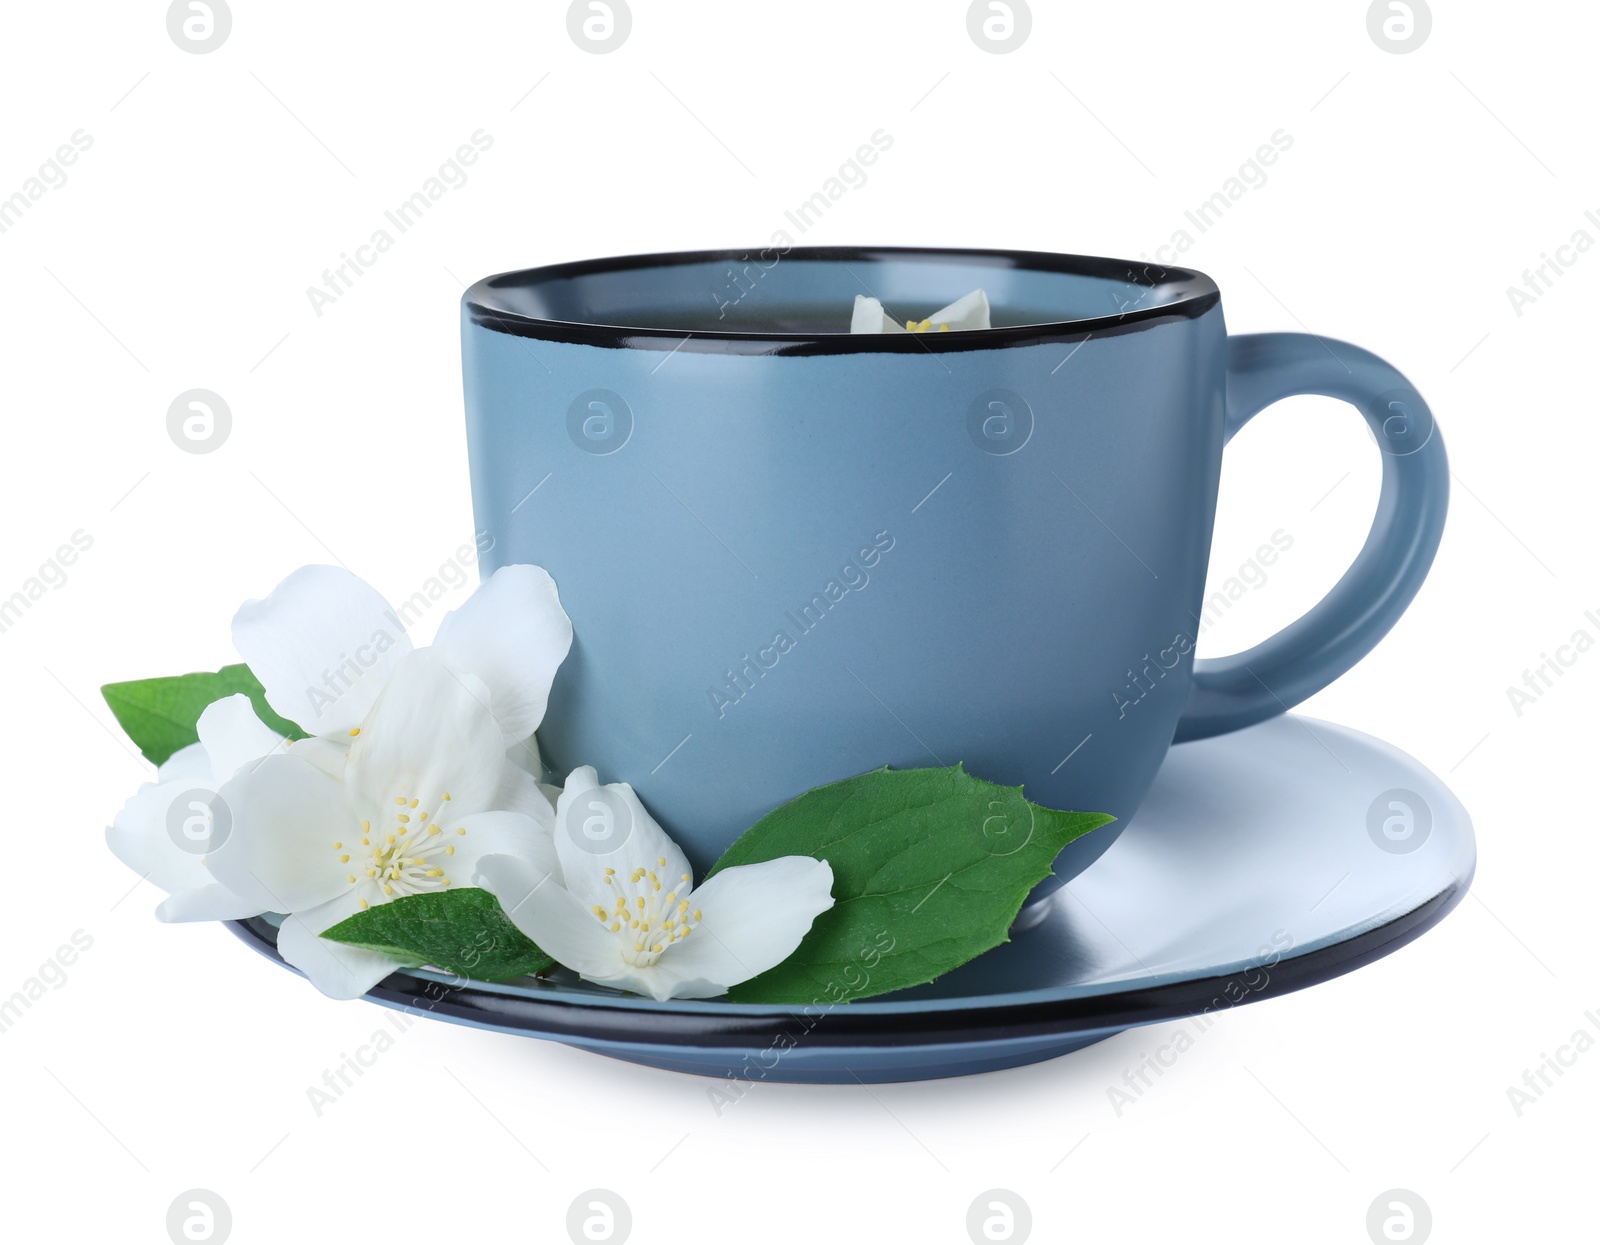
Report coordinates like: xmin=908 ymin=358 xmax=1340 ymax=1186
xmin=475 ymin=767 xmax=833 ymax=1002
xmin=206 ymin=650 xmax=558 ymax=999
xmin=105 ymin=561 xmax=574 ymax=998
xmin=232 ymin=562 xmax=573 ymax=757
xmin=106 ymin=694 xmax=323 ymax=922
xmin=850 ymin=288 xmax=990 ymax=334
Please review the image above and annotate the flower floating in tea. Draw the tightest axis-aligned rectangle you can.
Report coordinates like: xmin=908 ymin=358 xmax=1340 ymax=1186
xmin=850 ymin=288 xmax=990 ymax=333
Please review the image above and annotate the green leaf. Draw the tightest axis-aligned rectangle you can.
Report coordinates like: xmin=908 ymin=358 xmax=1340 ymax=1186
xmin=320 ymin=888 xmax=555 ymax=981
xmin=709 ymin=766 xmax=1112 ymax=1005
xmin=101 ymin=664 xmax=307 ymax=766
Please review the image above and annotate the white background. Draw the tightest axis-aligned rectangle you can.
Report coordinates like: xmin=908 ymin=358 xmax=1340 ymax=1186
xmin=1 ymin=1 xmax=1593 ymax=1241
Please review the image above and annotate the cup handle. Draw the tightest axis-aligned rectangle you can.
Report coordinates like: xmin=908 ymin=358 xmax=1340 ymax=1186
xmin=1173 ymin=332 xmax=1449 ymax=743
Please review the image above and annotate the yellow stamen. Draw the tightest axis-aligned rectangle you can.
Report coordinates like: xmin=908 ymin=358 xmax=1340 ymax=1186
xmin=349 ymin=727 xmax=361 ymax=737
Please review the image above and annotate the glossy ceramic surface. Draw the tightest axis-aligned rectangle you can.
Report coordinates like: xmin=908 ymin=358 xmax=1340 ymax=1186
xmin=460 ymin=248 xmax=1448 ymax=889
xmin=230 ymin=714 xmax=1475 ymax=1083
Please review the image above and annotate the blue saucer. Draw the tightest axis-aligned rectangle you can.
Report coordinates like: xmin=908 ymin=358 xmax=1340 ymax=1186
xmin=229 ymin=714 xmax=1474 ymax=1083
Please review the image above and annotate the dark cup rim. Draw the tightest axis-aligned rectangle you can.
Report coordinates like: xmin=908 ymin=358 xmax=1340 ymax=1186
xmin=464 ymin=246 xmax=1221 ymax=356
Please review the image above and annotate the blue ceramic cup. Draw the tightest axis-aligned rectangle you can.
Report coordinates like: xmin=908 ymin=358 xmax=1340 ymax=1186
xmin=461 ymin=248 xmax=1447 ymax=890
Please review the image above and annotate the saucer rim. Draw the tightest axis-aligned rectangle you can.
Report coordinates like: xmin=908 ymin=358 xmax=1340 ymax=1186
xmin=225 ymin=874 xmax=1466 ymax=1050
